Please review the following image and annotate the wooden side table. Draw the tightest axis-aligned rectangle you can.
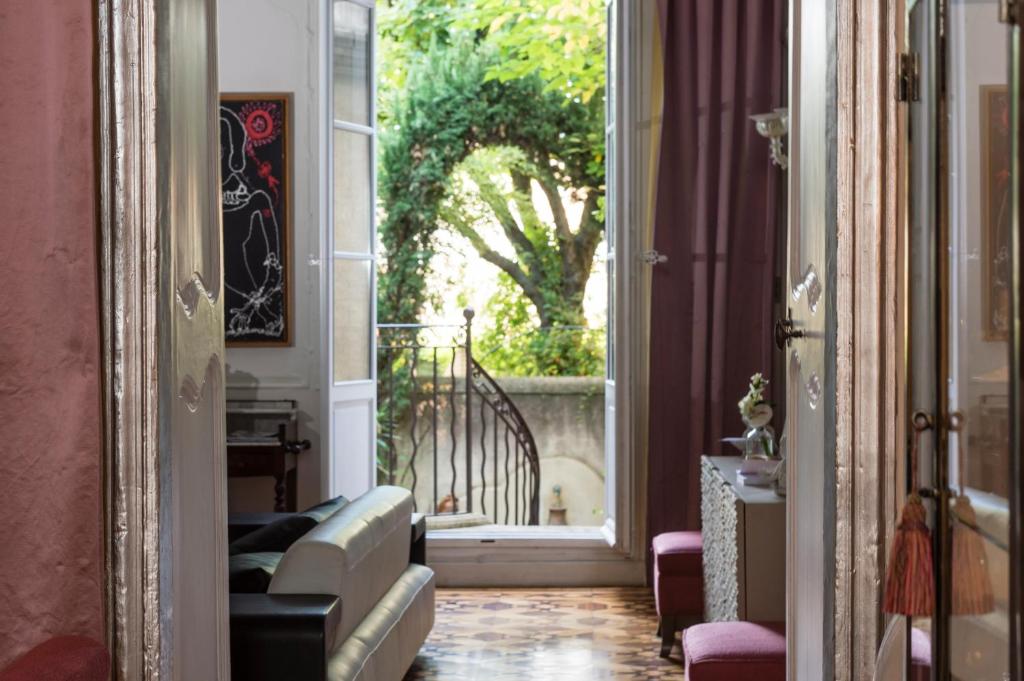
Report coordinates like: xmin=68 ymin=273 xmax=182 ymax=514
xmin=227 ymin=424 xmax=310 ymax=512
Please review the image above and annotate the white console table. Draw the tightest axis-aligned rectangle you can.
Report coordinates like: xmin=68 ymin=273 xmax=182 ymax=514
xmin=700 ymin=455 xmax=786 ymax=622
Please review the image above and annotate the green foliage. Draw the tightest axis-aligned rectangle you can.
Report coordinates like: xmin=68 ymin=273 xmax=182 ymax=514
xmin=377 ymin=40 xmax=602 ymax=325
xmin=475 ymin=273 xmax=605 ymax=376
xmin=379 ymin=0 xmax=606 ymax=104
xmin=453 ymin=0 xmax=607 ymax=104
xmin=377 ymin=1 xmax=607 ymax=380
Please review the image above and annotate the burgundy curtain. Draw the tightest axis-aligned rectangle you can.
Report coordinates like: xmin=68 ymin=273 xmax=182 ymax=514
xmin=647 ymin=0 xmax=785 ymax=546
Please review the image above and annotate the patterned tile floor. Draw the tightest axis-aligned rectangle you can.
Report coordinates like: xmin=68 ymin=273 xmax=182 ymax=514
xmin=403 ymin=588 xmax=685 ymax=680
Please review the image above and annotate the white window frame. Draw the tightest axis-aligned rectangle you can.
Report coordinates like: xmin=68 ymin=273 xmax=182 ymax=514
xmin=316 ymin=0 xmax=651 ymax=584
xmin=320 ymin=0 xmax=379 ymax=501
xmin=425 ymin=0 xmax=651 ymax=585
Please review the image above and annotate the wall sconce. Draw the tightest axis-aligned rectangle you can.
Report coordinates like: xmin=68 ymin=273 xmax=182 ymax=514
xmin=750 ymin=108 xmax=789 ymax=170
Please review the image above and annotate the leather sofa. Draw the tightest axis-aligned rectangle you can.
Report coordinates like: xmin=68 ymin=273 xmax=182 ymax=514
xmin=228 ymin=486 xmax=434 ymax=681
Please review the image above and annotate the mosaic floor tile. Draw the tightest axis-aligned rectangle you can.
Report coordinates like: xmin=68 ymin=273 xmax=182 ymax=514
xmin=403 ymin=587 xmax=686 ymax=680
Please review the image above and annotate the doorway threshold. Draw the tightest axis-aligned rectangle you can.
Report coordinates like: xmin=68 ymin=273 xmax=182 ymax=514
xmin=426 ymin=522 xmax=643 ymax=587
xmin=428 ymin=523 xmax=607 ymax=544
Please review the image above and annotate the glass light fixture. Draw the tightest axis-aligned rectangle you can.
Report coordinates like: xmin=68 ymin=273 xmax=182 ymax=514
xmin=750 ymin=107 xmax=789 ymax=170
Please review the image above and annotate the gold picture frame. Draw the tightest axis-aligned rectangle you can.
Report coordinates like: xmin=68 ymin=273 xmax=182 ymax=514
xmin=981 ymin=84 xmax=1011 ymax=341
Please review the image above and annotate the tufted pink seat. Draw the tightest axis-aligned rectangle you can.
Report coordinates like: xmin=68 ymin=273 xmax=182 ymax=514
xmin=652 ymin=531 xmax=703 ymax=656
xmin=683 ymin=621 xmax=785 ymax=680
xmin=910 ymin=627 xmax=931 ymax=681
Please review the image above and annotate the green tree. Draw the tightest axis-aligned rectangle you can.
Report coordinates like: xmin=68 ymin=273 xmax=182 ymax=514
xmin=453 ymin=0 xmax=607 ymax=104
xmin=377 ymin=1 xmax=606 ymax=374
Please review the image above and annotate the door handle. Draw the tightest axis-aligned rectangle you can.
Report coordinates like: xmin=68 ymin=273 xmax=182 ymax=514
xmin=774 ymin=311 xmax=806 ymax=350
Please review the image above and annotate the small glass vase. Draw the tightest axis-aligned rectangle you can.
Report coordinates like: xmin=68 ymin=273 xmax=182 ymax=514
xmin=743 ymin=424 xmax=776 ymax=458
xmin=741 ymin=402 xmax=775 ymax=460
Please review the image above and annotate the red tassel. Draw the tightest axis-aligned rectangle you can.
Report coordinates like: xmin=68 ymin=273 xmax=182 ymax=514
xmin=884 ymin=493 xmax=934 ymax=616
xmin=951 ymin=495 xmax=994 ymax=615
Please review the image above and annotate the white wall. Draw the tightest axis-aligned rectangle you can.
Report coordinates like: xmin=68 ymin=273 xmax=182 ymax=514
xmin=219 ymin=0 xmax=324 ymax=511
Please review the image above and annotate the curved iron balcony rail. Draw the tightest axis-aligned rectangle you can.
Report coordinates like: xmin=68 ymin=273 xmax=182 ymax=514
xmin=377 ymin=308 xmax=541 ymax=526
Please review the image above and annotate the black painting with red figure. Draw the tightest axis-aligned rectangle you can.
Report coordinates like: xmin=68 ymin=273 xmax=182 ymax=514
xmin=220 ymin=94 xmax=292 ymax=345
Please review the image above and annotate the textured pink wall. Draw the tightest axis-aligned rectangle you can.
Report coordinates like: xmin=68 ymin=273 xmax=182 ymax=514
xmin=0 ymin=0 xmax=105 ymax=667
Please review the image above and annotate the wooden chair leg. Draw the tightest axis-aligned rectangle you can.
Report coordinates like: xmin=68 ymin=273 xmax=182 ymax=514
xmin=659 ymin=615 xmax=677 ymax=657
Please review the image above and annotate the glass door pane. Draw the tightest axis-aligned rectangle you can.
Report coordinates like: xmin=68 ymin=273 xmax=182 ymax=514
xmin=333 ymin=1 xmax=371 ymax=127
xmin=328 ymin=0 xmax=376 ymax=499
xmin=945 ymin=2 xmax=1011 ymax=678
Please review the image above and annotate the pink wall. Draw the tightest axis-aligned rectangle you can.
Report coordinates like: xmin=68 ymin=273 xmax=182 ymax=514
xmin=0 ymin=0 xmax=105 ymax=667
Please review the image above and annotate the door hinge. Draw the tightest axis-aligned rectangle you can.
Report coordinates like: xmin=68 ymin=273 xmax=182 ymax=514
xmin=897 ymin=52 xmax=920 ymax=103
xmin=1000 ymin=0 xmax=1018 ymax=25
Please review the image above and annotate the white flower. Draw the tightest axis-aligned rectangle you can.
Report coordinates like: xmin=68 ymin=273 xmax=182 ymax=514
xmin=739 ymin=372 xmax=771 ymax=421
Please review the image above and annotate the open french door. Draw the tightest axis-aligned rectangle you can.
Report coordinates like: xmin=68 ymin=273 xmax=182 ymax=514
xmin=899 ymin=0 xmax=1022 ymax=677
xmin=786 ymin=0 xmax=835 ymax=677
xmin=603 ymin=0 xmax=619 ymax=546
xmin=324 ymin=0 xmax=377 ymax=501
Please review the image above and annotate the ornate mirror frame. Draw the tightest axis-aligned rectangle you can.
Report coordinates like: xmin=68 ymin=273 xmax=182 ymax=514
xmin=97 ymin=1 xmax=162 ymax=676
xmin=96 ymin=0 xmax=230 ymax=678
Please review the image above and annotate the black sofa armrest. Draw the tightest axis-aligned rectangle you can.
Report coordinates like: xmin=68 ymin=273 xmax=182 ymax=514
xmin=231 ymin=511 xmax=428 ymax=564
xmin=229 ymin=594 xmax=340 ymax=681
xmin=411 ymin=513 xmax=427 ymax=565
xmin=228 ymin=512 xmax=298 ymax=543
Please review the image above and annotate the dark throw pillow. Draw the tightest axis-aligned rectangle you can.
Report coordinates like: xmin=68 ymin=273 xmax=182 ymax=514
xmin=228 ymin=514 xmax=316 ymax=557
xmin=228 ymin=552 xmax=283 ymax=593
xmin=300 ymin=495 xmax=350 ymax=523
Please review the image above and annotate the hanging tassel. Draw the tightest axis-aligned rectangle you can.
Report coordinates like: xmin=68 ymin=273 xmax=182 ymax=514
xmin=884 ymin=413 xmax=934 ymax=616
xmin=884 ymin=492 xmax=935 ymax=616
xmin=951 ymin=494 xmax=994 ymax=615
xmin=949 ymin=414 xmax=993 ymax=616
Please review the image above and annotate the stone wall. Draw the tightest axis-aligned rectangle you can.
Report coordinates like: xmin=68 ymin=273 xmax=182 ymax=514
xmin=387 ymin=376 xmax=606 ymax=526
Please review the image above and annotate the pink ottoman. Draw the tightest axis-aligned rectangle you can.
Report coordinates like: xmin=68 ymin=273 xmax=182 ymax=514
xmin=0 ymin=636 xmax=110 ymax=681
xmin=910 ymin=627 xmax=931 ymax=681
xmin=683 ymin=621 xmax=785 ymax=681
xmin=652 ymin=531 xmax=703 ymax=656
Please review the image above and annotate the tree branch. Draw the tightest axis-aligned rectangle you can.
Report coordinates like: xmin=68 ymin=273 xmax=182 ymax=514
xmin=441 ymin=211 xmax=548 ymax=315
xmin=468 ymin=168 xmax=538 ymax=266
xmin=573 ymin=192 xmax=603 ymax=255
xmin=534 ymin=169 xmax=573 ymax=241
xmin=558 ymin=192 xmax=603 ymax=306
xmin=509 ymin=170 xmax=548 ymax=243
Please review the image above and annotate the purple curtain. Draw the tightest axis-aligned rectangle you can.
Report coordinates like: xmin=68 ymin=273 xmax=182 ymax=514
xmin=647 ymin=0 xmax=785 ymax=545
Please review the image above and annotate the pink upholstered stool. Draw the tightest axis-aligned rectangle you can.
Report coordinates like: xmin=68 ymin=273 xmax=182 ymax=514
xmin=0 ymin=636 xmax=110 ymax=681
xmin=683 ymin=621 xmax=785 ymax=681
xmin=652 ymin=531 xmax=703 ymax=656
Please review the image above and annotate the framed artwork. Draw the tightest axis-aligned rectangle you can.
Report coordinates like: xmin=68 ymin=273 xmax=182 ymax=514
xmin=219 ymin=93 xmax=293 ymax=346
xmin=981 ymin=85 xmax=1010 ymax=341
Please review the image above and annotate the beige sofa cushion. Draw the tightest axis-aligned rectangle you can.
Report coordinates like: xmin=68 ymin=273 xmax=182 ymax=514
xmin=328 ymin=564 xmax=435 ymax=681
xmin=268 ymin=486 xmax=414 ymax=649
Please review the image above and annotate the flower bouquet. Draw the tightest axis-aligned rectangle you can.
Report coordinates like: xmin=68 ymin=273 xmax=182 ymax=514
xmin=736 ymin=373 xmax=778 ymax=485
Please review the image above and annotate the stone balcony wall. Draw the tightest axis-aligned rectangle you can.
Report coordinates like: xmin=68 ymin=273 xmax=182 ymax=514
xmin=387 ymin=376 xmax=606 ymax=526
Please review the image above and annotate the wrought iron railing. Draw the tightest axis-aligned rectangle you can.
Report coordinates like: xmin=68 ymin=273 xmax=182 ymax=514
xmin=377 ymin=308 xmax=541 ymax=525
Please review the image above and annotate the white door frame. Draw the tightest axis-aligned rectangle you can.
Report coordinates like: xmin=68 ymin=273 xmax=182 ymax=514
xmin=786 ymin=0 xmax=905 ymax=678
xmin=97 ymin=0 xmax=231 ymax=678
xmin=321 ymin=0 xmax=379 ymax=503
xmin=423 ymin=0 xmax=651 ymax=586
xmin=316 ymin=0 xmax=652 ymax=587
